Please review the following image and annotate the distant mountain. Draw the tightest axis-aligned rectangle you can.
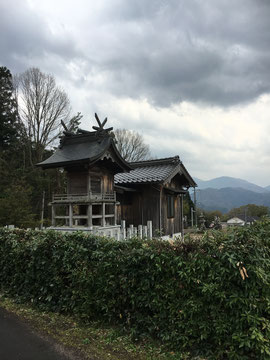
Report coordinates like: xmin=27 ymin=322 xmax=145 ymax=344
xmin=194 ymin=176 xmax=268 ymax=194
xmin=194 ymin=187 xmax=270 ymax=213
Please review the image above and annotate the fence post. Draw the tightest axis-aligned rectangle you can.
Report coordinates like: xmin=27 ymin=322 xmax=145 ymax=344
xmin=121 ymin=220 xmax=126 ymax=240
xmin=147 ymin=220 xmax=152 ymax=239
xmin=130 ymin=224 xmax=134 ymax=237
xmin=127 ymin=227 xmax=132 ymax=239
xmin=116 ymin=227 xmax=120 ymax=241
xmin=143 ymin=225 xmax=147 ymax=238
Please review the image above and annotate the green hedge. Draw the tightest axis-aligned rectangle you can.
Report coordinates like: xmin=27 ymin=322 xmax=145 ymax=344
xmin=1 ymin=221 xmax=270 ymax=359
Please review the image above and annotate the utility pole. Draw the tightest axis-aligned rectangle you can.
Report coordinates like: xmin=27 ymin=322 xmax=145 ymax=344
xmin=193 ymin=187 xmax=197 ymax=227
xmin=191 ymin=207 xmax=195 ymax=227
xmin=40 ymin=191 xmax=45 ymax=230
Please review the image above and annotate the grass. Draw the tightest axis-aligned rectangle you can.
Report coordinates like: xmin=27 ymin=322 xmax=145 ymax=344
xmin=0 ymin=294 xmax=203 ymax=360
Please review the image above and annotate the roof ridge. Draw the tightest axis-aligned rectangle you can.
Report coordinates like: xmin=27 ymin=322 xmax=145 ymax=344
xmin=129 ymin=156 xmax=180 ymax=167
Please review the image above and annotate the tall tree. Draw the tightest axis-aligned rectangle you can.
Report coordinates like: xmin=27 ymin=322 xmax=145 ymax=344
xmin=0 ymin=66 xmax=18 ymax=150
xmin=113 ymin=128 xmax=151 ymax=162
xmin=16 ymin=67 xmax=71 ymax=163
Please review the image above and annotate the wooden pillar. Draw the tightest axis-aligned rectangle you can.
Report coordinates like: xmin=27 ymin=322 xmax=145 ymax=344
xmin=51 ymin=204 xmax=56 ymax=227
xmin=87 ymin=171 xmax=91 ymax=194
xmin=69 ymin=204 xmax=73 ymax=227
xmin=102 ymin=202 xmax=106 ymax=227
xmin=159 ymin=186 xmax=163 ymax=232
xmin=87 ymin=204 xmax=92 ymax=228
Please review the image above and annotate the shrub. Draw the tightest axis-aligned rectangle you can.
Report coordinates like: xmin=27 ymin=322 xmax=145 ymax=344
xmin=1 ymin=222 xmax=270 ymax=359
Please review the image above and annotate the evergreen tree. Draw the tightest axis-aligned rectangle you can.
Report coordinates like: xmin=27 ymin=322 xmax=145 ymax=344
xmin=0 ymin=66 xmax=18 ymax=150
xmin=0 ymin=183 xmax=35 ymax=228
xmin=0 ymin=66 xmax=80 ymax=228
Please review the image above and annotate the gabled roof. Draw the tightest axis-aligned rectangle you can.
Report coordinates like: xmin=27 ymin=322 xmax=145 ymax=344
xmin=115 ymin=156 xmax=196 ymax=187
xmin=36 ymin=128 xmax=131 ymax=173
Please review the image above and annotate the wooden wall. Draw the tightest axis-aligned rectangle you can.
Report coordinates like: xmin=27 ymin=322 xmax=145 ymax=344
xmin=117 ymin=185 xmax=160 ymax=235
xmin=66 ymin=164 xmax=114 ymax=195
xmin=117 ymin=176 xmax=184 ymax=236
xmin=67 ymin=171 xmax=88 ymax=194
xmin=161 ymin=191 xmax=182 ymax=236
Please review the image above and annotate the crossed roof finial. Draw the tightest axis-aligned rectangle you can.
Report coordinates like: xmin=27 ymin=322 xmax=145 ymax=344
xmin=92 ymin=113 xmax=113 ymax=133
xmin=61 ymin=113 xmax=113 ymax=138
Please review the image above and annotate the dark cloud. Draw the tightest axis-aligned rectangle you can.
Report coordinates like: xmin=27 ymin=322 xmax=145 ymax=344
xmin=0 ymin=1 xmax=81 ymax=74
xmin=1 ymin=0 xmax=270 ymax=107
xmin=90 ymin=0 xmax=270 ymax=107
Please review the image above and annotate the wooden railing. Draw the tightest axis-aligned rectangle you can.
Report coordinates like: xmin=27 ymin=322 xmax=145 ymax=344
xmin=53 ymin=192 xmax=116 ymax=202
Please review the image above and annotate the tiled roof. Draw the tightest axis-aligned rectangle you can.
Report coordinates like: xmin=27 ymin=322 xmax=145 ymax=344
xmin=115 ymin=156 xmax=196 ymax=186
xmin=115 ymin=163 xmax=177 ymax=184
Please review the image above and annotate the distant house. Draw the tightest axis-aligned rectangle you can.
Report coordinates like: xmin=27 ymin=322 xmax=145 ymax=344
xmin=37 ymin=114 xmax=196 ymax=238
xmin=227 ymin=215 xmax=258 ymax=226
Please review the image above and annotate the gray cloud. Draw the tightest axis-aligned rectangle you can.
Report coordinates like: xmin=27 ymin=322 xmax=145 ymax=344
xmin=1 ymin=0 xmax=270 ymax=107
xmin=0 ymin=1 xmax=81 ymax=75
xmin=2 ymin=0 xmax=270 ymax=186
xmin=87 ymin=0 xmax=270 ymax=107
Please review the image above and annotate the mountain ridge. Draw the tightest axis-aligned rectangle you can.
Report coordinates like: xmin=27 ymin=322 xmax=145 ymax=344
xmin=192 ymin=176 xmax=270 ymax=212
xmin=195 ymin=187 xmax=270 ymax=213
xmin=194 ymin=176 xmax=269 ymax=193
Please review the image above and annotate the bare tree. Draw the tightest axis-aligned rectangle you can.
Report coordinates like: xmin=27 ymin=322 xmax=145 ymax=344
xmin=113 ymin=128 xmax=151 ymax=162
xmin=16 ymin=67 xmax=71 ymax=163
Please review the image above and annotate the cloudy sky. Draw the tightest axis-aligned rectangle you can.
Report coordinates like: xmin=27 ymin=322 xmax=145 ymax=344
xmin=1 ymin=0 xmax=270 ymax=186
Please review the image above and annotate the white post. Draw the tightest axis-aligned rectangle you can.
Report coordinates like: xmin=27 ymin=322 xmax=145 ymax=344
xmin=127 ymin=227 xmax=132 ymax=239
xmin=147 ymin=220 xmax=152 ymax=239
xmin=116 ymin=228 xmax=120 ymax=241
xmin=138 ymin=225 xmax=143 ymax=239
xmin=133 ymin=227 xmax=137 ymax=237
xmin=130 ymin=224 xmax=134 ymax=237
xmin=114 ymin=203 xmax=117 ymax=225
xmin=121 ymin=220 xmax=126 ymax=240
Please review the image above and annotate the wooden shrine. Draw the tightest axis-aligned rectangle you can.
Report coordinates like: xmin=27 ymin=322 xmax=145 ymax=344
xmin=37 ymin=114 xmax=131 ymax=232
xmin=37 ymin=114 xmax=197 ymax=238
